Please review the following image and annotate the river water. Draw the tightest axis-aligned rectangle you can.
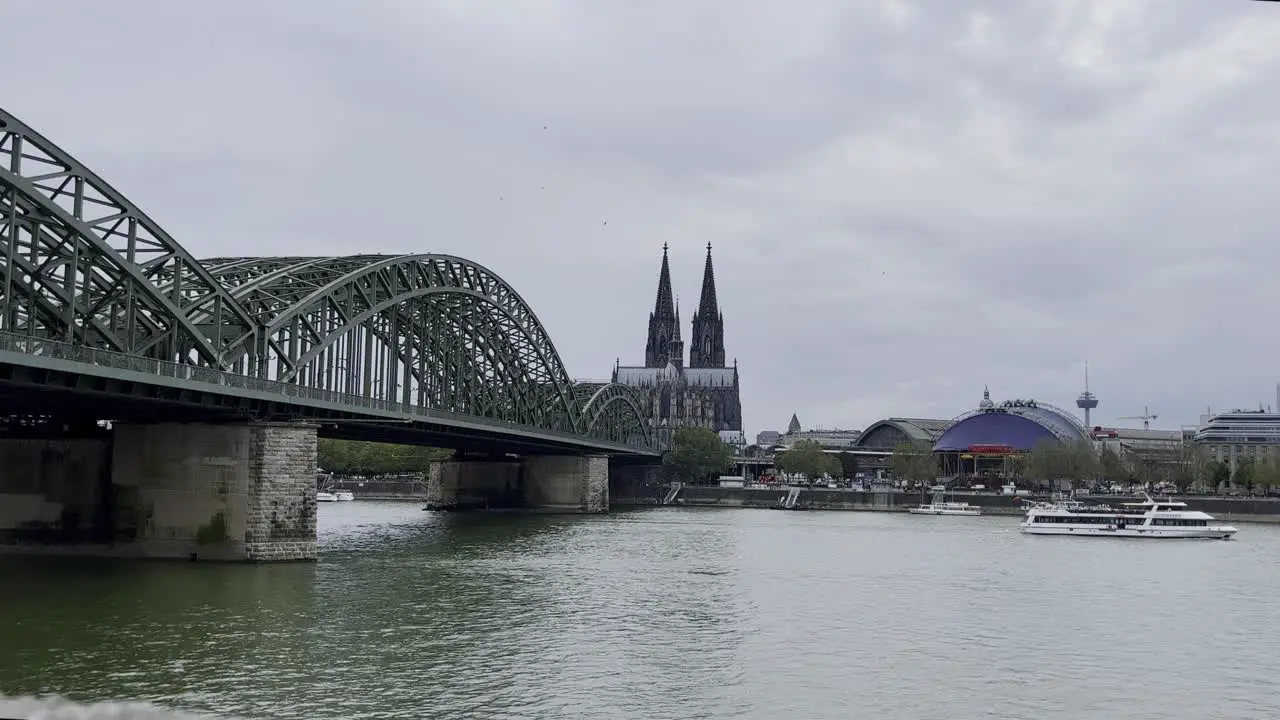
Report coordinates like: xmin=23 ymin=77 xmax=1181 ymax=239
xmin=1 ymin=502 xmax=1278 ymax=719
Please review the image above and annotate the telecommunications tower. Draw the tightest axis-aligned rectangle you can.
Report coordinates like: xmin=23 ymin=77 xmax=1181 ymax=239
xmin=1076 ymin=362 xmax=1099 ymax=428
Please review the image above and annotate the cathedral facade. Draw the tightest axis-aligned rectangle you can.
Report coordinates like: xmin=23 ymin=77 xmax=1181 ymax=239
xmin=612 ymin=244 xmax=743 ymax=445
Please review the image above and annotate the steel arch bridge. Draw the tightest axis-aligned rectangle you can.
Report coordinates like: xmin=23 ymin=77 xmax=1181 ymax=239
xmin=0 ymin=106 xmax=654 ymax=453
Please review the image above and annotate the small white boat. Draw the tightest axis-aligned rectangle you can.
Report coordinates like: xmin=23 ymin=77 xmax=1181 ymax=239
xmin=334 ymin=490 xmax=355 ymax=502
xmin=1019 ymin=493 xmax=1236 ymax=539
xmin=908 ymin=485 xmax=982 ymax=516
xmin=316 ymin=491 xmax=338 ymax=502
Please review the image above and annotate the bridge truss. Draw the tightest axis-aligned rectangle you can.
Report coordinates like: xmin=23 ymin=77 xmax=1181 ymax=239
xmin=0 ymin=107 xmax=653 ymax=451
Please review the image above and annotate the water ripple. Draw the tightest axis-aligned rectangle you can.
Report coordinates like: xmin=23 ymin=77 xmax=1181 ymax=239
xmin=1 ymin=504 xmax=1279 ymax=719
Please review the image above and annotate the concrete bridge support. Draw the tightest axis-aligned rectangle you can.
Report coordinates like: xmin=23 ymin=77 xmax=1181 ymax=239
xmin=425 ymin=454 xmax=610 ymax=513
xmin=111 ymin=422 xmax=318 ymax=561
xmin=424 ymin=460 xmax=522 ymax=510
xmin=521 ymin=455 xmax=609 ymax=513
xmin=0 ymin=435 xmax=112 ymax=545
xmin=0 ymin=421 xmax=318 ymax=562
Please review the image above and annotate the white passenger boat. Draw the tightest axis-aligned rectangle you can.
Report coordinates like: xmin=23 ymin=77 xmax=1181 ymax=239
xmin=908 ymin=486 xmax=982 ymax=516
xmin=1019 ymin=494 xmax=1236 ymax=539
xmin=334 ymin=490 xmax=355 ymax=501
xmin=316 ymin=491 xmax=338 ymax=502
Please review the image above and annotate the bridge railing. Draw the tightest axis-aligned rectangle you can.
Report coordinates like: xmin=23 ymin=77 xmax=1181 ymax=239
xmin=0 ymin=330 xmax=655 ymax=453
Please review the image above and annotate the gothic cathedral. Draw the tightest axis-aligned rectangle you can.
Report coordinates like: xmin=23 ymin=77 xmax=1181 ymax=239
xmin=612 ymin=244 xmax=744 ymax=443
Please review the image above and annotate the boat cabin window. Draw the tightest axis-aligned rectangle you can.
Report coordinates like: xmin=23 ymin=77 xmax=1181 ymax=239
xmin=1032 ymin=515 xmax=1209 ymax=527
xmin=1031 ymin=515 xmax=1147 ymax=524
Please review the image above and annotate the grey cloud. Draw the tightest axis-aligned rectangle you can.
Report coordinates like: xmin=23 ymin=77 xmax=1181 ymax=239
xmin=5 ymin=0 xmax=1280 ymax=434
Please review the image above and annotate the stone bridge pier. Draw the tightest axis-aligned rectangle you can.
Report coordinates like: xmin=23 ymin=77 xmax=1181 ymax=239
xmin=427 ymin=454 xmax=610 ymax=513
xmin=0 ymin=421 xmax=318 ymax=562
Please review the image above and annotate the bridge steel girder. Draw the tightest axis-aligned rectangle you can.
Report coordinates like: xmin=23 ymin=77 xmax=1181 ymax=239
xmin=579 ymin=382 xmax=654 ymax=448
xmin=204 ymin=254 xmax=655 ymax=447
xmin=0 ymin=107 xmax=265 ymax=368
xmin=0 ymin=106 xmax=658 ymax=453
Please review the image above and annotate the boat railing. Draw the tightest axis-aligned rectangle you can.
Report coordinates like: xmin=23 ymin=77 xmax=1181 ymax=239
xmin=1032 ymin=501 xmax=1199 ymax=515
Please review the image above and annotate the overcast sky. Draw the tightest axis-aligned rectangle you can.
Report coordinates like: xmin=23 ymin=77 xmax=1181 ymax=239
xmin=6 ymin=0 xmax=1280 ymax=436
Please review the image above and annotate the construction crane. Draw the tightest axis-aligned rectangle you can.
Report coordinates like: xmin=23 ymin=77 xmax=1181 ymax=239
xmin=1117 ymin=405 xmax=1158 ymax=430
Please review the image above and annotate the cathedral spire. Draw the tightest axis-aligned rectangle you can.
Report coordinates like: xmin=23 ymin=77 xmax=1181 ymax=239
xmin=644 ymin=244 xmax=682 ymax=368
xmin=654 ymin=242 xmax=675 ymax=319
xmin=696 ymin=242 xmax=718 ymax=318
xmin=689 ymin=242 xmax=726 ymax=368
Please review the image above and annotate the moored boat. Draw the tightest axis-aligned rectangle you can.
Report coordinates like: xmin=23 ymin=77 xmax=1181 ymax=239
xmin=317 ymin=491 xmax=338 ymax=502
xmin=334 ymin=490 xmax=355 ymax=501
xmin=908 ymin=485 xmax=982 ymax=516
xmin=1019 ymin=493 xmax=1236 ymax=539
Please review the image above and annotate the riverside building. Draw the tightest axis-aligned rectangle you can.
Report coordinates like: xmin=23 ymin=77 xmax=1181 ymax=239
xmin=1193 ymin=409 xmax=1280 ymax=470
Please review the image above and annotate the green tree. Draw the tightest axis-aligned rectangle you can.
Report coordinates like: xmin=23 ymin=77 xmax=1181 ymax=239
xmin=1234 ymin=459 xmax=1257 ymax=493
xmin=317 ymin=439 xmax=454 ymax=475
xmin=1208 ymin=460 xmax=1231 ymax=492
xmin=1171 ymin=444 xmax=1210 ymax=493
xmin=663 ymin=427 xmax=731 ymax=484
xmin=1019 ymin=440 xmax=1098 ymax=490
xmin=1254 ymin=453 xmax=1280 ymax=493
xmin=775 ymin=439 xmax=840 ymax=480
xmin=1064 ymin=440 xmax=1101 ymax=486
xmin=1098 ymin=447 xmax=1125 ymax=484
xmin=889 ymin=441 xmax=937 ymax=488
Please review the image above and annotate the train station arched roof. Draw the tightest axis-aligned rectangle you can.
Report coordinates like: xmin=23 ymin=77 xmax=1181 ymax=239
xmin=855 ymin=418 xmax=953 ymax=449
xmin=932 ymin=399 xmax=1090 ymax=452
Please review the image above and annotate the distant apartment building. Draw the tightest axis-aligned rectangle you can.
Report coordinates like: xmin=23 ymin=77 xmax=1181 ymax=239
xmin=1193 ymin=408 xmax=1280 ymax=470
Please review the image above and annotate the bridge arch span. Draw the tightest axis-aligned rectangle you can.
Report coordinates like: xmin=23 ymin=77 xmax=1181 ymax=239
xmin=0 ymin=107 xmax=262 ymax=366
xmin=205 ymin=254 xmax=585 ymax=433
xmin=0 ymin=106 xmax=655 ymax=449
xmin=578 ymin=382 xmax=654 ymax=448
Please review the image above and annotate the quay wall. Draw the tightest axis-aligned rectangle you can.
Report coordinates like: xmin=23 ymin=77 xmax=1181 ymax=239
xmin=324 ymin=475 xmax=1280 ymax=524
xmin=329 ymin=478 xmax=427 ymax=501
xmin=633 ymin=486 xmax=1280 ymax=523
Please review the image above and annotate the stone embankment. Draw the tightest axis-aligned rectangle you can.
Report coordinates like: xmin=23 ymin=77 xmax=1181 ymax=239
xmin=615 ymin=485 xmax=1280 ymax=524
xmin=329 ymin=477 xmax=429 ymax=501
xmin=330 ymin=474 xmax=1280 ymax=525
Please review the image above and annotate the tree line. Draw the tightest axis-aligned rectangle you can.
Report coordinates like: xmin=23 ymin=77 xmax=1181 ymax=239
xmin=322 ymin=428 xmax=1280 ymax=495
xmin=661 ymin=430 xmax=857 ymax=484
xmin=661 ymin=430 xmax=850 ymax=484
xmin=1016 ymin=440 xmax=1280 ymax=493
xmin=658 ymin=426 xmax=1280 ymax=494
xmin=886 ymin=438 xmax=1280 ymax=493
xmin=318 ymin=439 xmax=454 ymax=476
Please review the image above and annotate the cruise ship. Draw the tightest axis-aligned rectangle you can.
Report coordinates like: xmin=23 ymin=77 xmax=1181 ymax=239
xmin=1020 ymin=494 xmax=1237 ymax=540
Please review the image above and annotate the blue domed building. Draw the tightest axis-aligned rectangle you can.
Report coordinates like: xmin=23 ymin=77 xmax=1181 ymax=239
xmin=933 ymin=387 xmax=1092 ymax=478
